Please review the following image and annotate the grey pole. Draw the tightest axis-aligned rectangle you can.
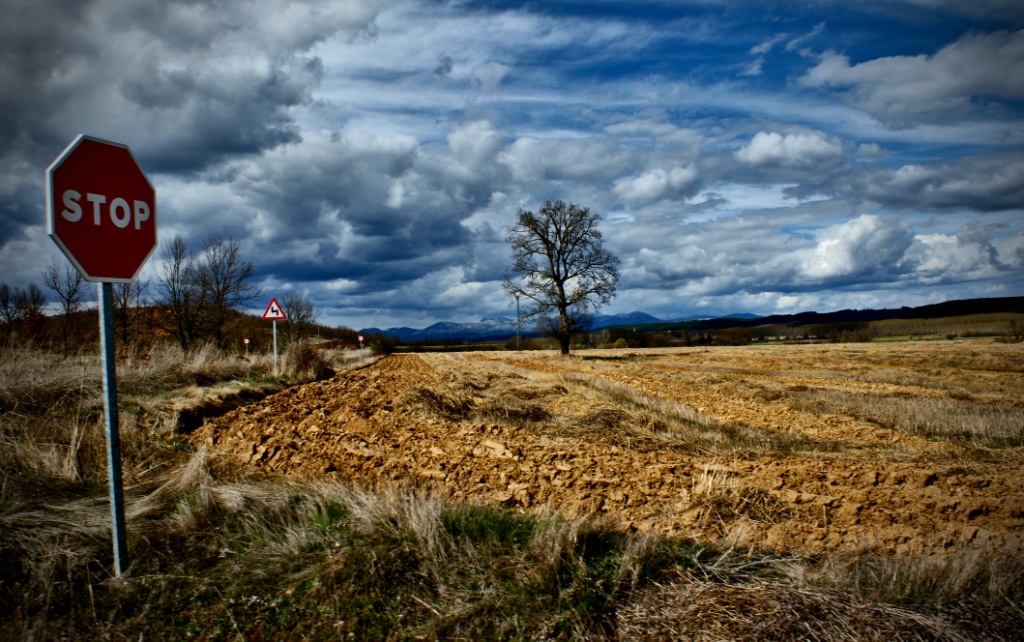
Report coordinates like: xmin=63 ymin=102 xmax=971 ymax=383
xmin=273 ymin=319 xmax=279 ymax=374
xmin=515 ymin=293 xmax=522 ymax=351
xmin=98 ymin=282 xmax=128 ymax=577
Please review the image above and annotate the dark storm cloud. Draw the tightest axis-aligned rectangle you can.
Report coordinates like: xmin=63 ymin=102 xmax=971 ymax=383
xmin=857 ymin=154 xmax=1024 ymax=213
xmin=0 ymin=0 xmax=383 ymax=181
xmin=193 ymin=131 xmax=483 ymax=293
xmin=0 ymin=0 xmax=384 ymax=280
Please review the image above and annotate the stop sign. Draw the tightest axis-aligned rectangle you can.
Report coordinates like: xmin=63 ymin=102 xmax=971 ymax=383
xmin=46 ymin=135 xmax=157 ymax=282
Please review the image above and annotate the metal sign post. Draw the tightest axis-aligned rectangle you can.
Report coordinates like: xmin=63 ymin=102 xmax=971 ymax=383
xmin=98 ymin=283 xmax=128 ymax=575
xmin=262 ymin=298 xmax=287 ymax=374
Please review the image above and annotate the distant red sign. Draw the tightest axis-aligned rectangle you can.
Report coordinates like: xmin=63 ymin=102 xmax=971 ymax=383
xmin=262 ymin=298 xmax=287 ymax=321
xmin=47 ymin=135 xmax=157 ymax=282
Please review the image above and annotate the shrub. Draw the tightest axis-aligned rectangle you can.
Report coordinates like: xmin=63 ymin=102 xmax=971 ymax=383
xmin=283 ymin=339 xmax=335 ymax=380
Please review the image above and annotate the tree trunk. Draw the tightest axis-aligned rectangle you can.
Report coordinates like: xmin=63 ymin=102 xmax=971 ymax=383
xmin=558 ymin=335 xmax=571 ymax=355
xmin=62 ymin=317 xmax=70 ymax=358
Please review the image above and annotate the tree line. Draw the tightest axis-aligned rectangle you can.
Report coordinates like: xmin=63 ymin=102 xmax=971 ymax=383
xmin=2 ymin=235 xmax=332 ymax=356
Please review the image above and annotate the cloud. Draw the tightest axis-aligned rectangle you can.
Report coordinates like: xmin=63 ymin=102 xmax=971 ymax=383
xmin=0 ymin=0 xmax=385 ymax=259
xmin=470 ymin=62 xmax=510 ymax=93
xmin=751 ymin=33 xmax=788 ymax=56
xmin=735 ymin=131 xmax=841 ymax=167
xmin=860 ymin=154 xmax=1024 ymax=212
xmin=499 ymin=137 xmax=629 ymax=184
xmin=909 ymin=221 xmax=1021 ymax=285
xmin=784 ymin=21 xmax=826 ymax=54
xmin=0 ymin=0 xmax=383 ymax=170
xmin=613 ymin=166 xmax=697 ymax=202
xmin=447 ymin=120 xmax=504 ymax=170
xmin=434 ymin=54 xmax=454 ymax=77
xmin=801 ymin=29 xmax=1024 ymax=125
xmin=741 ymin=57 xmax=765 ymax=77
xmin=603 ymin=120 xmax=702 ymax=146
xmin=802 ymin=214 xmax=914 ymax=282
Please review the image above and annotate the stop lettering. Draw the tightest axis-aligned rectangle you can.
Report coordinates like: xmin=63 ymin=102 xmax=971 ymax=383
xmin=60 ymin=190 xmax=151 ymax=230
xmin=47 ymin=135 xmax=157 ymax=282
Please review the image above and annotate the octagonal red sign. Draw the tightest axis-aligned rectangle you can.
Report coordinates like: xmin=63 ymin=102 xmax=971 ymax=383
xmin=46 ymin=135 xmax=157 ymax=282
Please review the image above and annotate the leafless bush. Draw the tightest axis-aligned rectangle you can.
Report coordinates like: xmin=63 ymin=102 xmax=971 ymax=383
xmin=282 ymin=339 xmax=335 ymax=381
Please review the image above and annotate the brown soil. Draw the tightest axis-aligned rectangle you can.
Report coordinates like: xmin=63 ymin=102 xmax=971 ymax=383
xmin=190 ymin=341 xmax=1024 ymax=560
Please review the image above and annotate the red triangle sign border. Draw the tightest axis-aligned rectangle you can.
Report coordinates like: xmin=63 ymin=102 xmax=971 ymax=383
xmin=262 ymin=297 xmax=287 ymax=321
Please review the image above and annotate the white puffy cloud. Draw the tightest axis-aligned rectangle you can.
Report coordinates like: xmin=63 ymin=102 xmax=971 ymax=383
xmin=735 ymin=131 xmax=841 ymax=167
xmin=614 ymin=166 xmax=697 ymax=202
xmin=905 ymin=222 xmax=1023 ymax=285
xmin=802 ymin=214 xmax=914 ymax=281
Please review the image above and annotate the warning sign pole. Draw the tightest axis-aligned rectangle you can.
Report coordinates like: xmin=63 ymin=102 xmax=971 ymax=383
xmin=261 ymin=298 xmax=287 ymax=375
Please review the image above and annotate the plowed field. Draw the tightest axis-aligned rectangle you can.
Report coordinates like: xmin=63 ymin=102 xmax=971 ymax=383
xmin=191 ymin=341 xmax=1024 ymax=560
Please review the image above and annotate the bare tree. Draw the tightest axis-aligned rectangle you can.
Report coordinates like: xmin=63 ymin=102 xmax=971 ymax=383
xmin=504 ymin=200 xmax=620 ymax=356
xmin=42 ymin=261 xmax=89 ymax=357
xmin=19 ymin=283 xmax=47 ymax=341
xmin=193 ymin=237 xmax=260 ymax=347
xmin=156 ymin=236 xmax=261 ymax=350
xmin=0 ymin=283 xmax=18 ymax=341
xmin=282 ymin=291 xmax=319 ymax=341
xmin=113 ymin=277 xmax=150 ymax=345
xmin=155 ymin=236 xmax=204 ymax=351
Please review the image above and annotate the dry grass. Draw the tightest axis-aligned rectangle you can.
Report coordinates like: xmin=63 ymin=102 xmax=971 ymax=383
xmin=790 ymin=387 xmax=1024 ymax=448
xmin=0 ymin=342 xmax=375 ymax=512
xmin=396 ymin=360 xmax=560 ymax=425
xmin=618 ymin=581 xmax=967 ymax=641
xmin=559 ymin=371 xmax=838 ymax=455
xmin=0 ymin=342 xmax=272 ymax=415
xmin=681 ymin=465 xmax=793 ymax=539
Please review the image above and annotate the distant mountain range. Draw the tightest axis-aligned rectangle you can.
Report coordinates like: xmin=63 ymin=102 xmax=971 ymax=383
xmin=361 ymin=310 xmax=760 ymax=343
xmin=360 ymin=296 xmax=1023 ymax=343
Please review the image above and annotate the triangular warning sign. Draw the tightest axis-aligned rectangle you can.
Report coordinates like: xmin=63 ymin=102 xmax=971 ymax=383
xmin=262 ymin=297 xmax=287 ymax=321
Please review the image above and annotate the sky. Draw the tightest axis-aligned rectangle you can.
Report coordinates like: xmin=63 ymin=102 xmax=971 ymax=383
xmin=2 ymin=0 xmax=1023 ymax=330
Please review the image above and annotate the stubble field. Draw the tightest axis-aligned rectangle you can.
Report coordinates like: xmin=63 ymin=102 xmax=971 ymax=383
xmin=194 ymin=340 xmax=1024 ymax=563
